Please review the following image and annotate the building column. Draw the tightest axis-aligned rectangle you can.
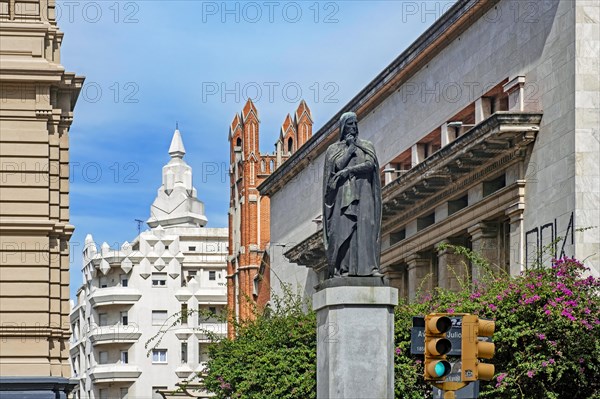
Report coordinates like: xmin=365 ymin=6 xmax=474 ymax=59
xmin=468 ymin=222 xmax=500 ymax=281
xmin=474 ymin=97 xmax=492 ymax=123
xmin=383 ymin=163 xmax=396 ymax=185
xmin=411 ymin=143 xmax=427 ymax=167
xmin=503 ymin=76 xmax=526 ymax=111
xmin=406 ymin=254 xmax=435 ymax=302
xmin=505 ymin=202 xmax=525 ymax=275
xmin=386 ymin=266 xmax=408 ymax=301
xmin=436 ymin=240 xmax=468 ymax=291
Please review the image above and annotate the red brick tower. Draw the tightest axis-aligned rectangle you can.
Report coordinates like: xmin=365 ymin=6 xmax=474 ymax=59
xmin=227 ymin=99 xmax=312 ymax=338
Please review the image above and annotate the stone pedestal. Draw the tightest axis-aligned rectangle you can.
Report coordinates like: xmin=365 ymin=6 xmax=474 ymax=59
xmin=313 ymin=278 xmax=398 ymax=399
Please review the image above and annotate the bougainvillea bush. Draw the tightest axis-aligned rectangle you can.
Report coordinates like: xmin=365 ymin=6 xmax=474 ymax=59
xmin=203 ymin=255 xmax=600 ymax=399
xmin=395 ymin=254 xmax=600 ymax=399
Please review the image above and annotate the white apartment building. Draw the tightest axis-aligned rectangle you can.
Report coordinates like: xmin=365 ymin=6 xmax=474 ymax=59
xmin=70 ymin=130 xmax=228 ymax=398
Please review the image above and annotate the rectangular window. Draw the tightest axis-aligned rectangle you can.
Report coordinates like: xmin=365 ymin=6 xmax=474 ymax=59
xmin=120 ymin=350 xmax=128 ymax=364
xmin=181 ymin=303 xmax=188 ymax=324
xmin=99 ymin=351 xmax=108 ymax=364
xmin=181 ymin=342 xmax=188 ymax=364
xmin=121 ymin=311 xmax=128 ymax=325
xmin=152 ymin=273 xmax=167 ymax=287
xmin=198 ymin=344 xmax=209 ymax=363
xmin=120 ymin=387 xmax=128 ymax=399
xmin=448 ymin=195 xmax=468 ymax=216
xmin=416 ymin=212 xmax=435 ymax=231
xmin=98 ymin=313 xmax=108 ymax=327
xmin=209 ymin=270 xmax=216 ymax=281
xmin=188 ymin=246 xmax=196 ymax=251
xmin=483 ymin=174 xmax=506 ymax=197
xmin=120 ymin=274 xmax=128 ymax=287
xmin=152 ymin=310 xmax=168 ymax=326
xmin=99 ymin=389 xmax=108 ymax=399
xmin=152 ymin=349 xmax=167 ymax=364
xmin=390 ymin=228 xmax=406 ymax=246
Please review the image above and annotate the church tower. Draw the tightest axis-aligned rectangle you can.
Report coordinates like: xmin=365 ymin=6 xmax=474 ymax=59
xmin=227 ymin=99 xmax=312 ymax=337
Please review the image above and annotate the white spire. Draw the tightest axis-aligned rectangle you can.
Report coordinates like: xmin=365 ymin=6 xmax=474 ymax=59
xmin=147 ymin=127 xmax=207 ymax=229
xmin=168 ymin=128 xmax=186 ymax=158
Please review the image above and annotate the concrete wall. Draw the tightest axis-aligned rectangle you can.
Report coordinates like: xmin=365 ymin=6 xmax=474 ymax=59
xmin=574 ymin=1 xmax=600 ymax=276
xmin=269 ymin=0 xmax=599 ymax=301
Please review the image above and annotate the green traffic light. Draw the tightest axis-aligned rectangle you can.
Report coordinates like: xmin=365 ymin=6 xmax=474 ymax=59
xmin=433 ymin=361 xmax=451 ymax=377
xmin=434 ymin=362 xmax=446 ymax=376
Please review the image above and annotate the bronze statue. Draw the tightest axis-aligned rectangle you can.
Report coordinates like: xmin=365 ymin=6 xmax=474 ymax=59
xmin=323 ymin=112 xmax=382 ymax=279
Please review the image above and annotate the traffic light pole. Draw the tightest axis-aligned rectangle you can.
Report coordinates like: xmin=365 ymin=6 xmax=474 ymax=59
xmin=432 ymin=381 xmax=469 ymax=398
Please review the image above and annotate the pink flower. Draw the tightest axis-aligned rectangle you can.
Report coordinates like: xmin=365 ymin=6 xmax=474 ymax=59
xmin=470 ymin=292 xmax=482 ymax=300
xmin=536 ymin=333 xmax=546 ymax=340
xmin=549 ymin=358 xmax=555 ymax=365
xmin=527 ymin=370 xmax=535 ymax=378
xmin=489 ymin=303 xmax=498 ymax=311
xmin=395 ymin=347 xmax=402 ymax=355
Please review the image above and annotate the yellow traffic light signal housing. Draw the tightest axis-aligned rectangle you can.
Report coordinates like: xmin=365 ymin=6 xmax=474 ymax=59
xmin=461 ymin=314 xmax=496 ymax=381
xmin=424 ymin=314 xmax=453 ymax=380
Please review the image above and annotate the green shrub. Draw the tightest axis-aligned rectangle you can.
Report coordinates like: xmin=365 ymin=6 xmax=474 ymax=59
xmin=202 ymin=289 xmax=316 ymax=399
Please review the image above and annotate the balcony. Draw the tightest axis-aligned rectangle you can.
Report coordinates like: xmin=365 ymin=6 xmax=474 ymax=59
xmin=90 ymin=364 xmax=141 ymax=383
xmin=89 ymin=287 xmax=141 ymax=307
xmin=176 ymin=286 xmax=226 ymax=303
xmin=89 ymin=324 xmax=141 ymax=345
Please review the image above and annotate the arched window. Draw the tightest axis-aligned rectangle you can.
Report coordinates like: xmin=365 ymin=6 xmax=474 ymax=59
xmin=287 ymin=137 xmax=293 ymax=154
xmin=270 ymin=160 xmax=275 ymax=171
xmin=236 ymin=137 xmax=242 ymax=147
xmin=261 ymin=160 xmax=265 ymax=172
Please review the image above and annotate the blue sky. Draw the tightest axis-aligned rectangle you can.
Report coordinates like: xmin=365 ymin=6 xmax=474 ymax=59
xmin=62 ymin=0 xmax=456 ymax=298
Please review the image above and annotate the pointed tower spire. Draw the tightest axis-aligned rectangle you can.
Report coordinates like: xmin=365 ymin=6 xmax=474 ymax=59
xmin=169 ymin=128 xmax=186 ymax=158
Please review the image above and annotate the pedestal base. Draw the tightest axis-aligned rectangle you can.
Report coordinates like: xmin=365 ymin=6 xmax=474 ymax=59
xmin=313 ymin=282 xmax=398 ymax=399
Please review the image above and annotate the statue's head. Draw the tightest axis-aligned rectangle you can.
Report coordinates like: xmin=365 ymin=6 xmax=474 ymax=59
xmin=339 ymin=112 xmax=358 ymax=141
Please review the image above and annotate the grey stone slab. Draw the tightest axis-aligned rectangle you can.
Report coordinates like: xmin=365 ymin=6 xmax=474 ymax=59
xmin=315 ymin=285 xmax=398 ymax=399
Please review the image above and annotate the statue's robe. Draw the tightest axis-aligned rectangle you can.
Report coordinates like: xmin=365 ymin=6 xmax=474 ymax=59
xmin=322 ymin=138 xmax=382 ymax=278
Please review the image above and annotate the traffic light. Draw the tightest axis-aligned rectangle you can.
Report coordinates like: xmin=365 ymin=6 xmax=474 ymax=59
xmin=424 ymin=314 xmax=453 ymax=380
xmin=461 ymin=314 xmax=496 ymax=381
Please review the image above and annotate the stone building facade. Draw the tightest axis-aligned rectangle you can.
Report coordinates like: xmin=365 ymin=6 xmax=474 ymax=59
xmin=259 ymin=0 xmax=599 ymax=302
xmin=0 ymin=0 xmax=84 ymax=396
xmin=227 ymin=99 xmax=312 ymax=337
xmin=70 ymin=130 xmax=228 ymax=398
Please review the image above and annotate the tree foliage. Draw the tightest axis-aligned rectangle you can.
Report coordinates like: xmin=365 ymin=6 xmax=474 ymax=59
xmin=203 ymin=288 xmax=316 ymax=398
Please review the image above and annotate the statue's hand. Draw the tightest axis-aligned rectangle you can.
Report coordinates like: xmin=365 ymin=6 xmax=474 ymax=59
xmin=334 ymin=169 xmax=350 ymax=180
